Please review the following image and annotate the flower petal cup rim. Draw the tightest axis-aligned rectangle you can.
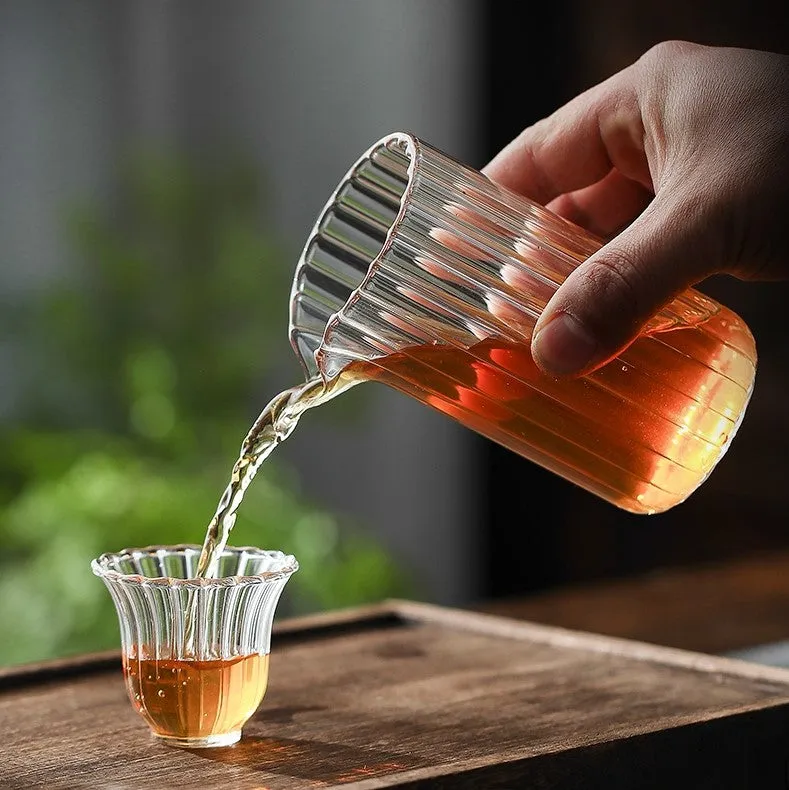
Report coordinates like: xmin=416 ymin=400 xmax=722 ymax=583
xmin=91 ymin=543 xmax=299 ymax=588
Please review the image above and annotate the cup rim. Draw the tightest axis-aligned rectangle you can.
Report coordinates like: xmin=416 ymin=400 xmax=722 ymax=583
xmin=91 ymin=543 xmax=299 ymax=587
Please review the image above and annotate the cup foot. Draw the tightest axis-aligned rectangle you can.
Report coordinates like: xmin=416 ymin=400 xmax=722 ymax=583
xmin=153 ymin=730 xmax=242 ymax=749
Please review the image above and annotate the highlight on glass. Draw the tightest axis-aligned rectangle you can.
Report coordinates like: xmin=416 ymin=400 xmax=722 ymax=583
xmin=92 ymin=544 xmax=298 ymax=748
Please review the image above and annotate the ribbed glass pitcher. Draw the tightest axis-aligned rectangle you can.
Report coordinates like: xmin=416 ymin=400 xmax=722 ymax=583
xmin=289 ymin=132 xmax=757 ymax=515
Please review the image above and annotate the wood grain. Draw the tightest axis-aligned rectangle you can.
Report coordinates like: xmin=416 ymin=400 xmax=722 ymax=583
xmin=3 ymin=600 xmax=789 ymax=789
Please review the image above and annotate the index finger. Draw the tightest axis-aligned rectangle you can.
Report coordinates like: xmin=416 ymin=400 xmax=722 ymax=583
xmin=482 ymin=65 xmax=651 ymax=203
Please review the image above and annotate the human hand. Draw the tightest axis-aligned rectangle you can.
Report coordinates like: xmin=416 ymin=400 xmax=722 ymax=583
xmin=483 ymin=40 xmax=789 ymax=376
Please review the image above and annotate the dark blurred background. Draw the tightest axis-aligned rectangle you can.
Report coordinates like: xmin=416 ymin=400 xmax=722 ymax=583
xmin=0 ymin=0 xmax=787 ymax=666
xmin=480 ymin=1 xmax=789 ymax=598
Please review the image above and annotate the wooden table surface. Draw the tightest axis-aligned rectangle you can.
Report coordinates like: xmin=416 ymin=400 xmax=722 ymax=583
xmin=6 ymin=600 xmax=789 ymax=788
xmin=476 ymin=551 xmax=789 ymax=656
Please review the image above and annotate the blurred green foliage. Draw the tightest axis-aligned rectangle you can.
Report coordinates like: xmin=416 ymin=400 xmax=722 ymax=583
xmin=0 ymin=150 xmax=411 ymax=667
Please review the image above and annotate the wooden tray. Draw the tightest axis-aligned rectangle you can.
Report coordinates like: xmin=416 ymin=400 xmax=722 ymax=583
xmin=3 ymin=599 xmax=789 ymax=789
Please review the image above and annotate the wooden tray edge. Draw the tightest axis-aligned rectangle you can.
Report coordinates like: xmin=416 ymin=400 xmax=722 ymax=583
xmin=4 ymin=598 xmax=789 ymax=691
xmin=389 ymin=599 xmax=789 ymax=688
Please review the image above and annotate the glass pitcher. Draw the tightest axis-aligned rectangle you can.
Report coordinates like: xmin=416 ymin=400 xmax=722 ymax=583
xmin=289 ymin=132 xmax=757 ymax=515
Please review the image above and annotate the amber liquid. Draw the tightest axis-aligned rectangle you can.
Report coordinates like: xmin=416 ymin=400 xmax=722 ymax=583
xmin=195 ymin=302 xmax=755 ymax=577
xmin=123 ymin=652 xmax=269 ymax=742
xmin=356 ymin=309 xmax=755 ymax=514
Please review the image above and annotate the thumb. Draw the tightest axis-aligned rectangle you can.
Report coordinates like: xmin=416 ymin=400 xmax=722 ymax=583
xmin=530 ymin=193 xmax=724 ymax=377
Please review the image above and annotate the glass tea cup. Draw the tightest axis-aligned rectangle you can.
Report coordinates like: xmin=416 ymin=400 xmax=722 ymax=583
xmin=92 ymin=544 xmax=298 ymax=748
xmin=289 ymin=131 xmax=757 ymax=515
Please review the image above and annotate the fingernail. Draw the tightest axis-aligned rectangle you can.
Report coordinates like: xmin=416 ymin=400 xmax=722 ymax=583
xmin=532 ymin=313 xmax=598 ymax=375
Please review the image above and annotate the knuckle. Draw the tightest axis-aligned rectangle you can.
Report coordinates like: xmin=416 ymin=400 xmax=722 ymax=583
xmin=577 ymin=248 xmax=644 ymax=338
xmin=640 ymin=39 xmax=699 ymax=67
xmin=518 ymin=130 xmax=557 ymax=201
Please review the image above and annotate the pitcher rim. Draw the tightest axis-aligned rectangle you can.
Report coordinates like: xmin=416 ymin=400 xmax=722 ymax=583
xmin=288 ymin=130 xmax=420 ymax=378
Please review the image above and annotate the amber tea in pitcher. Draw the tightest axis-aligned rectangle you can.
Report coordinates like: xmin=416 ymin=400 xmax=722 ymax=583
xmin=287 ymin=132 xmax=756 ymax=515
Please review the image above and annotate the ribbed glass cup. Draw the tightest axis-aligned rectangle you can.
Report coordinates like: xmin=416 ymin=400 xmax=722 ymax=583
xmin=290 ymin=131 xmax=757 ymax=514
xmin=92 ymin=545 xmax=298 ymax=748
